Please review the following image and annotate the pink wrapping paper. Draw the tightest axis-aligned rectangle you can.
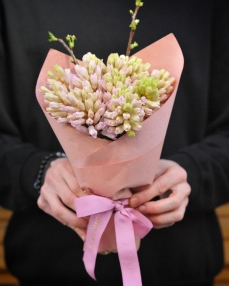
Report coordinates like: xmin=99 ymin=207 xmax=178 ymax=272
xmin=36 ymin=33 xmax=183 ymax=285
xmin=36 ymin=33 xmax=184 ymax=200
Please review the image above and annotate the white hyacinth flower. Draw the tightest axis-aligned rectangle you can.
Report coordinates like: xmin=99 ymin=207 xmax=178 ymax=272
xmin=40 ymin=52 xmax=175 ymax=139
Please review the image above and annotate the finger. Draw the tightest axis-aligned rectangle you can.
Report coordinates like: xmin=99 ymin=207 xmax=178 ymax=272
xmin=131 ymin=184 xmax=151 ymax=194
xmin=61 ymin=170 xmax=85 ymax=197
xmin=137 ymin=183 xmax=190 ymax=215
xmin=48 ymin=159 xmax=85 ymax=199
xmin=154 ymin=159 xmax=173 ymax=179
xmin=142 ymin=197 xmax=189 ymax=227
xmin=38 ymin=191 xmax=88 ymax=230
xmin=153 ymin=222 xmax=175 ymax=229
xmin=131 ymin=161 xmax=176 ymax=194
xmin=42 ymin=177 xmax=89 ymax=215
xmin=57 ymin=184 xmax=78 ymax=211
xmin=69 ymin=226 xmax=87 ymax=242
xmin=59 ymin=168 xmax=89 ymax=200
xmin=130 ymin=167 xmax=187 ymax=207
xmin=50 ymin=159 xmax=83 ymax=196
xmin=44 ymin=171 xmax=79 ymax=211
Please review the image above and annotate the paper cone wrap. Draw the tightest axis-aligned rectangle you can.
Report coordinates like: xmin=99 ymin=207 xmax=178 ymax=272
xmin=36 ymin=33 xmax=183 ymax=199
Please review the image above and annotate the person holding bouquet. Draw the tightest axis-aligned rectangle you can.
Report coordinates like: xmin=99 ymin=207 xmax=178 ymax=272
xmin=0 ymin=1 xmax=229 ymax=286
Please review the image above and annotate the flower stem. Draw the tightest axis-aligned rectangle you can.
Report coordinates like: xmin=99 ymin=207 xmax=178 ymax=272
xmin=126 ymin=5 xmax=140 ymax=57
xmin=57 ymin=38 xmax=78 ymax=64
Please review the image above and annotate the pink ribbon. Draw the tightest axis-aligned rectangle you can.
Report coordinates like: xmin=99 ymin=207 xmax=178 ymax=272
xmin=74 ymin=195 xmax=153 ymax=286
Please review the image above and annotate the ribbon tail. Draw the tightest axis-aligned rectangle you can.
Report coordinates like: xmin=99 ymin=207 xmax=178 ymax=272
xmin=127 ymin=208 xmax=153 ymax=238
xmin=83 ymin=210 xmax=113 ymax=280
xmin=114 ymin=212 xmax=142 ymax=286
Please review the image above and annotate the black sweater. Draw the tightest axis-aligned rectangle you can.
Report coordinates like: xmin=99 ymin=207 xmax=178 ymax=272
xmin=0 ymin=0 xmax=229 ymax=285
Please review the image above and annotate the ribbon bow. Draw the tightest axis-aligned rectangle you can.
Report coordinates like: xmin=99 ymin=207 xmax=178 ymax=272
xmin=75 ymin=195 xmax=152 ymax=286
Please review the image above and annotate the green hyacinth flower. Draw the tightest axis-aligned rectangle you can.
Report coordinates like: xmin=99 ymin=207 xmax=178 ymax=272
xmin=135 ymin=76 xmax=159 ymax=101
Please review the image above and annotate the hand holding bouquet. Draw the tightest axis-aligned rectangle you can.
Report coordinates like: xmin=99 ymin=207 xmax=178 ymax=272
xmin=36 ymin=1 xmax=184 ymax=285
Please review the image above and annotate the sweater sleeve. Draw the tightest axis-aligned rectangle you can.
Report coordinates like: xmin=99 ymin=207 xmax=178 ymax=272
xmin=0 ymin=135 xmax=50 ymax=211
xmin=0 ymin=4 xmax=50 ymax=211
xmin=167 ymin=0 xmax=229 ymax=211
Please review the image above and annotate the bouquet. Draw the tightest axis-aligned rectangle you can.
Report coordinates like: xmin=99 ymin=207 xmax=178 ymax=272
xmin=36 ymin=1 xmax=184 ymax=285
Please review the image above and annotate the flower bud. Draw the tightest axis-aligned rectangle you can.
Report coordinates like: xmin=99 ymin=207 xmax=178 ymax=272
xmin=57 ymin=117 xmax=69 ymax=123
xmin=95 ymin=122 xmax=106 ymax=130
xmin=115 ymin=125 xmax=124 ymax=135
xmin=50 ymin=111 xmax=68 ymax=118
xmin=85 ymin=99 xmax=93 ymax=111
xmin=122 ymin=103 xmax=133 ymax=112
xmin=88 ymin=60 xmax=96 ymax=74
xmin=44 ymin=93 xmax=60 ymax=102
xmin=86 ymin=118 xmax=94 ymax=125
xmin=60 ymin=106 xmax=79 ymax=113
xmin=106 ymin=82 xmax=113 ymax=93
xmin=71 ymin=75 xmax=83 ymax=88
xmin=74 ymin=65 xmax=89 ymax=80
xmin=123 ymin=113 xmax=130 ymax=119
xmin=88 ymin=126 xmax=98 ymax=138
xmin=48 ymin=31 xmax=58 ymax=42
xmin=101 ymin=130 xmax=117 ymax=140
xmin=75 ymin=125 xmax=89 ymax=135
xmin=70 ymin=118 xmax=86 ymax=126
xmin=74 ymin=111 xmax=85 ymax=118
xmin=123 ymin=119 xmax=131 ymax=131
xmin=127 ymin=130 xmax=135 ymax=137
xmin=90 ymin=74 xmax=98 ymax=90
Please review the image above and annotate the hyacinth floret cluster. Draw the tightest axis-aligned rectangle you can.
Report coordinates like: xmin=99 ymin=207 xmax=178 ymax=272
xmin=40 ymin=52 xmax=175 ymax=139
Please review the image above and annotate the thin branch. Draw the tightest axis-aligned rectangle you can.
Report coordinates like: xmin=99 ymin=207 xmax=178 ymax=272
xmin=57 ymin=38 xmax=78 ymax=64
xmin=126 ymin=6 xmax=140 ymax=57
